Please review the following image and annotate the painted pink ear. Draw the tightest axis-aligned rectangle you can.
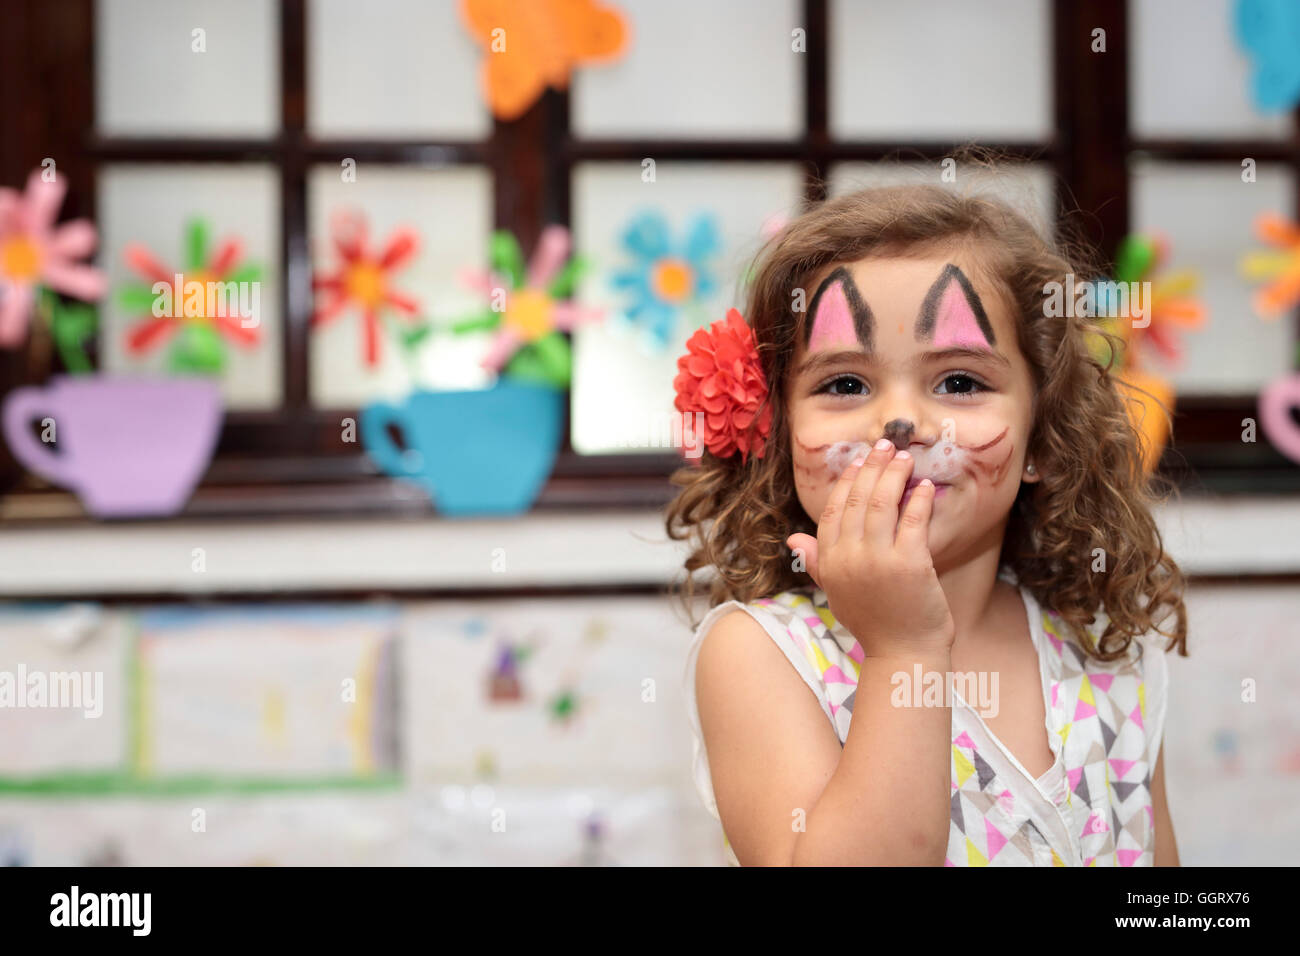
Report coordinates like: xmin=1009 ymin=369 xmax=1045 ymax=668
xmin=1259 ymin=372 xmax=1300 ymax=465
xmin=805 ymin=266 xmax=874 ymax=351
xmin=916 ymin=264 xmax=996 ymax=349
xmin=808 ymin=279 xmax=857 ymax=351
xmin=931 ymin=280 xmax=991 ymax=349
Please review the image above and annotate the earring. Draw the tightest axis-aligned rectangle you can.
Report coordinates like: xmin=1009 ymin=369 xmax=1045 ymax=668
xmin=1026 ymin=463 xmax=1036 ymax=475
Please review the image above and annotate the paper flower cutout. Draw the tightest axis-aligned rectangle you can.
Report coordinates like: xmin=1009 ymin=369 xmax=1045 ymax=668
xmin=0 ymin=168 xmax=107 ymax=348
xmin=459 ymin=0 xmax=627 ymax=120
xmin=450 ymin=226 xmax=602 ymax=388
xmin=673 ymin=308 xmax=771 ymax=462
xmin=312 ymin=210 xmax=421 ymax=367
xmin=1243 ymin=215 xmax=1300 ymax=465
xmin=1235 ymin=0 xmax=1300 ymax=113
xmin=119 ymin=218 xmax=263 ymax=375
xmin=1240 ymin=212 xmax=1300 ymax=318
xmin=611 ymin=211 xmax=720 ymax=351
xmin=1086 ymin=235 xmax=1206 ymax=473
xmin=1259 ymin=372 xmax=1300 ymax=465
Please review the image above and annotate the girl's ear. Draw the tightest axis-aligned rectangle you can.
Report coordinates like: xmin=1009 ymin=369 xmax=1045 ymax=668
xmin=1022 ymin=460 xmax=1043 ymax=484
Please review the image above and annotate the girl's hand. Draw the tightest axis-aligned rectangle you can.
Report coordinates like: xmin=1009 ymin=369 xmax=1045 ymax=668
xmin=786 ymin=439 xmax=955 ymax=659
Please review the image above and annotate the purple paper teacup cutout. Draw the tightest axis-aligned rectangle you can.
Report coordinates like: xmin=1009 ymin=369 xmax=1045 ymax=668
xmin=2 ymin=375 xmax=223 ymax=517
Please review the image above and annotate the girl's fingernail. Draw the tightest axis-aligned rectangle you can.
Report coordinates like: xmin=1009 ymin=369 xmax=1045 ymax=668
xmin=920 ymin=478 xmax=933 ymax=488
xmin=874 ymin=438 xmax=892 ymax=451
xmin=895 ymin=450 xmax=911 ymax=460
xmin=851 ymin=456 xmax=867 ymax=468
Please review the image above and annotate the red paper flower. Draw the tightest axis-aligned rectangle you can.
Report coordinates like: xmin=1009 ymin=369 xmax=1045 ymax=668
xmin=673 ymin=308 xmax=772 ymax=462
xmin=311 ymin=210 xmax=421 ymax=367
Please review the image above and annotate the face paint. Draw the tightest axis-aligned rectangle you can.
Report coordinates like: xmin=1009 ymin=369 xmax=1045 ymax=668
xmin=915 ymin=264 xmax=996 ymax=350
xmin=820 ymin=427 xmax=1015 ymax=487
xmin=806 ymin=267 xmax=874 ymax=352
xmin=824 ymin=438 xmax=969 ymax=484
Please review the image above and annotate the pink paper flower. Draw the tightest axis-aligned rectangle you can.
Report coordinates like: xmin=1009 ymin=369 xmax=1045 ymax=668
xmin=0 ymin=168 xmax=107 ymax=347
xmin=460 ymin=225 xmax=603 ymax=374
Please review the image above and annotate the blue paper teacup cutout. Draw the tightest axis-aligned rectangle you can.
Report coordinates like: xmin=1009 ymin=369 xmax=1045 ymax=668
xmin=361 ymin=381 xmax=565 ymax=516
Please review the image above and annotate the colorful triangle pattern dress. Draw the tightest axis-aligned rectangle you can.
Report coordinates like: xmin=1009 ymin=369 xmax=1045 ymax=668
xmin=682 ymin=567 xmax=1170 ymax=866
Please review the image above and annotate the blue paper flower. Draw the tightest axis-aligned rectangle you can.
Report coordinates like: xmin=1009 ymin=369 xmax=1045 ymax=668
xmin=610 ymin=211 xmax=720 ymax=350
xmin=1236 ymin=0 xmax=1300 ymax=112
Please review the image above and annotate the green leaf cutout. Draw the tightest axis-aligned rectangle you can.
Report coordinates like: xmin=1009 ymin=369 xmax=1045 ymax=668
xmin=547 ymin=254 xmax=590 ymax=300
xmin=170 ymin=322 xmax=225 ymax=375
xmin=448 ymin=311 xmax=501 ymax=335
xmin=1114 ymin=235 xmax=1156 ymax=284
xmin=489 ymin=231 xmax=525 ymax=290
xmin=118 ymin=283 xmax=160 ymax=314
xmin=186 ymin=219 xmax=210 ymax=272
xmin=504 ymin=331 xmax=571 ymax=388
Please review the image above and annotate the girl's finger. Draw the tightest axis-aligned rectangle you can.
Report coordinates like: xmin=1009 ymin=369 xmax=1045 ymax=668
xmin=785 ymin=533 xmax=821 ymax=589
xmin=842 ymin=438 xmax=896 ymax=542
xmin=894 ymin=476 xmax=936 ymax=553
xmin=863 ymin=449 xmax=914 ymax=546
xmin=818 ymin=453 xmax=868 ymax=548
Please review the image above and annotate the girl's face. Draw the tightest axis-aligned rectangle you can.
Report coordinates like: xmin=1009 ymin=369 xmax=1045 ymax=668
xmin=786 ymin=253 xmax=1041 ymax=570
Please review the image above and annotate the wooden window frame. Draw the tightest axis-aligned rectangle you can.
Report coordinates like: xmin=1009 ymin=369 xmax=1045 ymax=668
xmin=1 ymin=0 xmax=1297 ymax=525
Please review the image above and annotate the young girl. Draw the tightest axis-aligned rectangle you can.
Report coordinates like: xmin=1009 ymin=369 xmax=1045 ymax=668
xmin=667 ymin=184 xmax=1188 ymax=867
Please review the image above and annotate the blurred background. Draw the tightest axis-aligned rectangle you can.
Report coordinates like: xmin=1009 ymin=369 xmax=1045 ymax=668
xmin=0 ymin=0 xmax=1297 ymax=865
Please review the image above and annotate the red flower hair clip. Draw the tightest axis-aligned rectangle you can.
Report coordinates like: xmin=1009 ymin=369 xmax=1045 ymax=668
xmin=673 ymin=308 xmax=772 ymax=462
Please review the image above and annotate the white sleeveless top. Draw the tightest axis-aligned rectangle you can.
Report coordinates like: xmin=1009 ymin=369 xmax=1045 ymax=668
xmin=682 ymin=568 xmax=1170 ymax=866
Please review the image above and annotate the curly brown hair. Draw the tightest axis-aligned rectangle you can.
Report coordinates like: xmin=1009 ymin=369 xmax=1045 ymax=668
xmin=665 ymin=182 xmax=1187 ymax=662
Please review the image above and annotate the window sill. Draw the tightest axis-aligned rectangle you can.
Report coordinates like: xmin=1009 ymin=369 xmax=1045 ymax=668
xmin=1 ymin=489 xmax=1298 ymax=599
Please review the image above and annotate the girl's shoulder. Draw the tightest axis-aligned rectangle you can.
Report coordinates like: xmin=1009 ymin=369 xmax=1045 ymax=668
xmin=693 ymin=586 xmax=825 ymax=648
xmin=1035 ymin=597 xmax=1169 ymax=677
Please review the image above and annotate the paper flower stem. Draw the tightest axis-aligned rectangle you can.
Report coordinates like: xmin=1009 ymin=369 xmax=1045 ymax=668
xmin=169 ymin=322 xmax=225 ymax=374
xmin=382 ymin=312 xmax=434 ymax=388
xmin=39 ymin=288 xmax=97 ymax=375
xmin=504 ymin=330 xmax=571 ymax=388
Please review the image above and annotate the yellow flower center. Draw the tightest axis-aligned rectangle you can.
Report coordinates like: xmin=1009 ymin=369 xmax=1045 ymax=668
xmin=651 ymin=259 xmax=693 ymax=304
xmin=344 ymin=262 xmax=387 ymax=309
xmin=0 ymin=236 xmax=42 ymax=281
xmin=503 ymin=288 xmax=554 ymax=342
xmin=178 ymin=270 xmax=219 ymax=322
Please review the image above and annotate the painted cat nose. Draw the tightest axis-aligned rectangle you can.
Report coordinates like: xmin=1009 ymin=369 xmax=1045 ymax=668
xmin=882 ymin=418 xmax=915 ymax=447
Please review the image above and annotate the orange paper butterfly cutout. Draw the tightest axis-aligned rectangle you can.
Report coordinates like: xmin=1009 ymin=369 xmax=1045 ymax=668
xmin=460 ymin=0 xmax=628 ymax=120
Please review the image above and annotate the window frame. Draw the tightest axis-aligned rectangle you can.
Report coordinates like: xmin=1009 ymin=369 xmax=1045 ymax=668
xmin=1 ymin=0 xmax=1297 ymax=523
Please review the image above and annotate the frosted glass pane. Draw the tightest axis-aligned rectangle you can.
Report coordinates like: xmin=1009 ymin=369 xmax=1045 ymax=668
xmin=1131 ymin=0 xmax=1290 ymax=139
xmin=308 ymin=0 xmax=489 ymax=139
xmin=829 ymin=161 xmax=1058 ymax=239
xmin=570 ymin=162 xmax=806 ymax=455
xmin=830 ymin=0 xmax=1051 ymax=140
xmin=1131 ymin=161 xmax=1295 ymax=394
xmin=98 ymin=165 xmax=282 ymax=410
xmin=307 ymin=165 xmax=494 ymax=408
xmin=571 ymin=0 xmax=802 ymax=140
xmin=96 ymin=0 xmax=278 ymax=137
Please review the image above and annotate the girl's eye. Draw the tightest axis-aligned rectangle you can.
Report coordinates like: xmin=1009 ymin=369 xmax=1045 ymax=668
xmin=936 ymin=372 xmax=987 ymax=397
xmin=815 ymin=375 xmax=867 ymax=397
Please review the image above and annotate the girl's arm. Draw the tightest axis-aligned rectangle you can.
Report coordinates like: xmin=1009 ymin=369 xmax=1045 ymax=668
xmin=1151 ymin=742 xmax=1180 ymax=866
xmin=696 ymin=609 xmax=952 ymax=866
